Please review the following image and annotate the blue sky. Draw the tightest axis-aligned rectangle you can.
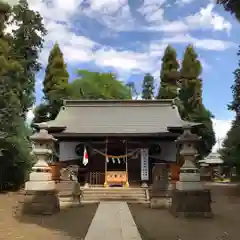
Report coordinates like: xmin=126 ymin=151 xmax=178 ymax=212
xmin=8 ymin=0 xmax=240 ymax=149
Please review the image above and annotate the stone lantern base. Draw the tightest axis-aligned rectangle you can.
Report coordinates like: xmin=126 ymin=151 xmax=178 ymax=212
xmin=16 ymin=190 xmax=60 ymax=216
xmin=170 ymin=189 xmax=213 ymax=218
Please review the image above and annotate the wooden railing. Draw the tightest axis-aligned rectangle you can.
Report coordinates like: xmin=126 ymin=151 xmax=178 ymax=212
xmin=89 ymin=172 xmax=105 ymax=185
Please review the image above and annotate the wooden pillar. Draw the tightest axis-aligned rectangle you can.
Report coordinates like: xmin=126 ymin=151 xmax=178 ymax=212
xmin=125 ymin=140 xmax=129 ymax=188
xmin=104 ymin=137 xmax=108 ymax=188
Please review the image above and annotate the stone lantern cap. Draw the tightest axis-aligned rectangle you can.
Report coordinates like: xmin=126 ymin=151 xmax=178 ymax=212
xmin=176 ymin=125 xmax=200 ymax=144
xmin=30 ymin=122 xmax=56 ymax=142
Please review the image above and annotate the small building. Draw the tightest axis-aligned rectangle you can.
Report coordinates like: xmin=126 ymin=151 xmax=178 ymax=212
xmin=199 ymin=152 xmax=224 ymax=166
xmin=199 ymin=152 xmax=224 ymax=181
xmin=35 ymin=99 xmax=199 ymax=187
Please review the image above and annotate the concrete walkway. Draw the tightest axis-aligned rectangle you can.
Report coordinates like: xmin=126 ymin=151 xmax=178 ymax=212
xmin=84 ymin=202 xmax=142 ymax=240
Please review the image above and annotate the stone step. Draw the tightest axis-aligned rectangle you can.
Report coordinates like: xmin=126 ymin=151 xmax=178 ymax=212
xmin=80 ymin=188 xmax=147 ymax=203
xmin=59 ymin=197 xmax=148 ymax=205
xmin=83 ymin=189 xmax=146 ymax=193
xmin=83 ymin=187 xmax=145 ymax=191
xmin=81 ymin=200 xmax=149 ymax=204
xmin=82 ymin=191 xmax=146 ymax=195
xmin=58 ymin=185 xmax=149 ymax=204
xmin=82 ymin=196 xmax=146 ymax=200
xmin=60 ymin=196 xmax=146 ymax=201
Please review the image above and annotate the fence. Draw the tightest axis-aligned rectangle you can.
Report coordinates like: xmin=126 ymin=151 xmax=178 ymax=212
xmin=89 ymin=172 xmax=105 ymax=186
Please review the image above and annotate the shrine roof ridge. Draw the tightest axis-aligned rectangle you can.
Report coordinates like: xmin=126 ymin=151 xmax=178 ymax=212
xmin=63 ymin=99 xmax=175 ymax=107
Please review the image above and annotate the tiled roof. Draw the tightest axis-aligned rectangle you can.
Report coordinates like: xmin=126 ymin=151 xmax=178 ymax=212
xmin=42 ymin=99 xmax=199 ymax=135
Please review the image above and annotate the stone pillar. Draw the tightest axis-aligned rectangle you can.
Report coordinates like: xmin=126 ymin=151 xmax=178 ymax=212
xmin=170 ymin=125 xmax=212 ymax=218
xmin=150 ymin=162 xmax=171 ymax=209
xmin=16 ymin=123 xmax=60 ymax=216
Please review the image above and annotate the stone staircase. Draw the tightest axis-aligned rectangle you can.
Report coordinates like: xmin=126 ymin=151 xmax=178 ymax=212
xmin=81 ymin=187 xmax=149 ymax=204
xmin=57 ymin=181 xmax=149 ymax=205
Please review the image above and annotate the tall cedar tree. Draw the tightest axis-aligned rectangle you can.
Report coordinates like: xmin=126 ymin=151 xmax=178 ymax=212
xmin=220 ymin=46 xmax=240 ymax=173
xmin=157 ymin=45 xmax=179 ymax=99
xmin=0 ymin=2 xmax=32 ymax=190
xmin=11 ymin=0 xmax=47 ymax=116
xmin=179 ymin=45 xmax=216 ymax=158
xmin=217 ymin=0 xmax=240 ymax=21
xmin=42 ymin=43 xmax=69 ymax=120
xmin=141 ymin=73 xmax=155 ymax=99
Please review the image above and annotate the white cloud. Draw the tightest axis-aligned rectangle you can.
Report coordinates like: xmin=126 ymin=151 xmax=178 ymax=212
xmin=161 ymin=34 xmax=236 ymax=51
xmin=82 ymin=0 xmax=135 ymax=31
xmin=212 ymin=119 xmax=232 ymax=152
xmin=87 ymin=0 xmax=125 ymax=13
xmin=28 ymin=0 xmax=81 ymax=22
xmin=138 ymin=0 xmax=166 ymax=23
xmin=95 ymin=48 xmax=147 ymax=70
xmin=145 ymin=3 xmax=232 ymax=33
xmin=185 ymin=4 xmax=232 ymax=33
xmin=148 ymin=21 xmax=188 ymax=32
xmin=55 ymin=0 xmax=80 ymax=13
xmin=175 ymin=0 xmax=197 ymax=7
xmin=42 ymin=21 xmax=97 ymax=64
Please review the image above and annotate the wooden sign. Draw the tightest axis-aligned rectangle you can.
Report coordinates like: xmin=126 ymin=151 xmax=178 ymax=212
xmin=141 ymin=148 xmax=149 ymax=181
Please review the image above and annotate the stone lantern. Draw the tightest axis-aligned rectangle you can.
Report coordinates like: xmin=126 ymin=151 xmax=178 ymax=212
xmin=17 ymin=123 xmax=60 ymax=215
xmin=176 ymin=125 xmax=202 ymax=190
xmin=170 ymin=125 xmax=212 ymax=218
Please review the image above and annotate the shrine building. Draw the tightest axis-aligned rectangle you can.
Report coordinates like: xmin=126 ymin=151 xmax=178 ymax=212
xmin=36 ymin=99 xmax=199 ymax=187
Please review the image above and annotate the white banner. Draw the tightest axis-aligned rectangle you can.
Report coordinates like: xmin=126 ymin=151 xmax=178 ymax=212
xmin=141 ymin=148 xmax=149 ymax=181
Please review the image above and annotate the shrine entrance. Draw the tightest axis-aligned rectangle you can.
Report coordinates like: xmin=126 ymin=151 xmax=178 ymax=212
xmin=86 ymin=138 xmax=142 ymax=188
xmin=104 ymin=139 xmax=129 ymax=187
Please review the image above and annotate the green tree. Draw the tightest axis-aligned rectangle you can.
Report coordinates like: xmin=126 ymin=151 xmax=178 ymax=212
xmin=41 ymin=42 xmax=69 ymax=120
xmin=126 ymin=81 xmax=138 ymax=98
xmin=70 ymin=70 xmax=132 ymax=99
xmin=0 ymin=1 xmax=32 ymax=190
xmin=157 ymin=45 xmax=179 ymax=99
xmin=141 ymin=73 xmax=155 ymax=99
xmin=179 ymin=45 xmax=216 ymax=157
xmin=220 ymin=46 xmax=240 ymax=173
xmin=220 ymin=120 xmax=240 ymax=174
xmin=217 ymin=0 xmax=240 ymax=21
xmin=11 ymin=0 xmax=47 ymax=116
xmin=33 ymin=103 xmax=50 ymax=123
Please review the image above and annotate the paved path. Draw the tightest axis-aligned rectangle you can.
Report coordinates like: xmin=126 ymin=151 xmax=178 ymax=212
xmin=84 ymin=202 xmax=142 ymax=240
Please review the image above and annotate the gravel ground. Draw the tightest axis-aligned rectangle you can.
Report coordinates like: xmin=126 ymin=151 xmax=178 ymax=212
xmin=0 ymin=192 xmax=98 ymax=240
xmin=129 ymin=185 xmax=240 ymax=240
